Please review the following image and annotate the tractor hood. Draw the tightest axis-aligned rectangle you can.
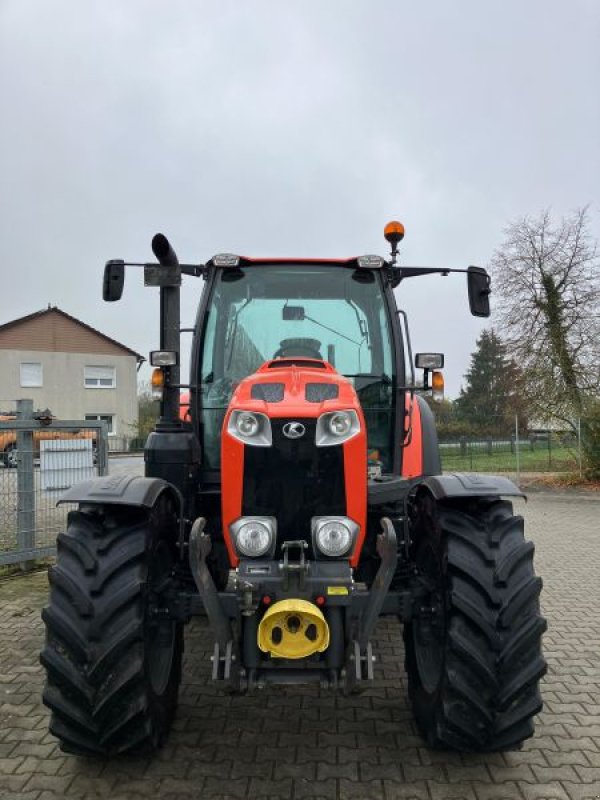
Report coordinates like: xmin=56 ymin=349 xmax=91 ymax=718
xmin=225 ymin=358 xmax=362 ymax=420
xmin=220 ymin=358 xmax=368 ymax=567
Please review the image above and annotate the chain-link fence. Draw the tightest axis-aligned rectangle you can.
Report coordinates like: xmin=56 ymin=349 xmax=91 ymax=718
xmin=0 ymin=400 xmax=108 ymax=570
xmin=438 ymin=414 xmax=585 ymax=478
xmin=106 ymin=435 xmax=146 ymax=453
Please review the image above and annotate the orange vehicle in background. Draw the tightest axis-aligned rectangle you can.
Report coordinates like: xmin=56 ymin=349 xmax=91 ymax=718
xmin=179 ymin=392 xmax=191 ymax=422
xmin=0 ymin=413 xmax=95 ymax=468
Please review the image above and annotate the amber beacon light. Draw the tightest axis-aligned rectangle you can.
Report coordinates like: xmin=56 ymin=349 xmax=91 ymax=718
xmin=384 ymin=220 xmax=405 ymax=244
xmin=384 ymin=220 xmax=405 ymax=264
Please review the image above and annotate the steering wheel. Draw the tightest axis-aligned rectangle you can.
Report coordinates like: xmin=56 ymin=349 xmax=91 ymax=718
xmin=273 ymin=338 xmax=323 ymax=360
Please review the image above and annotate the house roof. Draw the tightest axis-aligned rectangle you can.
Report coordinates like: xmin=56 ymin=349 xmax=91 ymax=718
xmin=0 ymin=306 xmax=144 ymax=363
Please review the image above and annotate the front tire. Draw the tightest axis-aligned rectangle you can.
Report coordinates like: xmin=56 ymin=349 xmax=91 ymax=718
xmin=405 ymin=496 xmax=547 ymax=751
xmin=41 ymin=497 xmax=183 ymax=755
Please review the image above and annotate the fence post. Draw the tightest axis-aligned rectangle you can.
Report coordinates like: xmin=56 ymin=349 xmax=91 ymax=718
xmin=16 ymin=399 xmax=35 ymax=570
xmin=577 ymin=417 xmax=583 ymax=479
xmin=515 ymin=414 xmax=520 ymax=485
xmin=96 ymin=421 xmax=109 ymax=476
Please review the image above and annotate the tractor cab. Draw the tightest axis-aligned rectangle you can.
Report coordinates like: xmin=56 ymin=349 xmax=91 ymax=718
xmin=194 ymin=258 xmax=398 ymax=475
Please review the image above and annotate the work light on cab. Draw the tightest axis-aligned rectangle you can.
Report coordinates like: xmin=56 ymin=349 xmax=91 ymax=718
xmin=150 ymin=350 xmax=177 ymax=367
xmin=357 ymin=255 xmax=385 ymax=269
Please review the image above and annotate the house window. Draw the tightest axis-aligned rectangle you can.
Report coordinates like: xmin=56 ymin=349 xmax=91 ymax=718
xmin=84 ymin=366 xmax=116 ymax=389
xmin=85 ymin=414 xmax=115 ymax=434
xmin=20 ymin=362 xmax=43 ymax=387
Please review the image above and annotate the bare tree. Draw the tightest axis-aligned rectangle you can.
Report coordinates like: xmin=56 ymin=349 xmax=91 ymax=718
xmin=490 ymin=207 xmax=600 ymax=429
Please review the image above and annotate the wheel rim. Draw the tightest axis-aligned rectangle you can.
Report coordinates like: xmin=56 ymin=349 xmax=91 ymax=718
xmin=147 ymin=542 xmax=176 ymax=696
xmin=412 ymin=544 xmax=446 ymax=694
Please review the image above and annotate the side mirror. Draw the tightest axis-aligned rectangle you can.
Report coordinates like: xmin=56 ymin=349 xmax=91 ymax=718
xmin=467 ymin=266 xmax=491 ymax=317
xmin=283 ymin=305 xmax=305 ymax=321
xmin=103 ymin=260 xmax=125 ymax=302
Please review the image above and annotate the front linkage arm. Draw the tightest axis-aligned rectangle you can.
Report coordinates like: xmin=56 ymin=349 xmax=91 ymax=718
xmin=344 ymin=517 xmax=397 ymax=692
xmin=188 ymin=518 xmax=242 ymax=689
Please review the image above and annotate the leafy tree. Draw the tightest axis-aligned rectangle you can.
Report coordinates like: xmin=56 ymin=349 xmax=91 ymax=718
xmin=490 ymin=208 xmax=599 ymax=425
xmin=581 ymin=398 xmax=600 ymax=479
xmin=455 ymin=329 xmax=526 ymax=434
xmin=424 ymin=397 xmax=471 ymax=439
xmin=136 ymin=381 xmax=160 ymax=442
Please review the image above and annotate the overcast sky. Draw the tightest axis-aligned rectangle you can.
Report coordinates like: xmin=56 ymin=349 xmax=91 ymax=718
xmin=1 ymin=0 xmax=598 ymax=397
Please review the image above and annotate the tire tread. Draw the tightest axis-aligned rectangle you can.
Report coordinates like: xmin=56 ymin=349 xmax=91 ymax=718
xmin=41 ymin=505 xmax=181 ymax=756
xmin=405 ymin=498 xmax=546 ymax=752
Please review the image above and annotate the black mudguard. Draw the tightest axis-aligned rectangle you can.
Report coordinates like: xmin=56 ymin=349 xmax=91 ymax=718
xmin=421 ymin=472 xmax=524 ymax=500
xmin=58 ymin=474 xmax=183 ymax=512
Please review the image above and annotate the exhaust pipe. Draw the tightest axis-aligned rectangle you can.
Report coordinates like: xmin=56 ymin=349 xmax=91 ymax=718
xmin=151 ymin=233 xmax=181 ymax=427
xmin=152 ymin=233 xmax=179 ymax=267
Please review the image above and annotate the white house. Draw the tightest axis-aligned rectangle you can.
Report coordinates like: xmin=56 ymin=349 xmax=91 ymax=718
xmin=0 ymin=306 xmax=143 ymax=437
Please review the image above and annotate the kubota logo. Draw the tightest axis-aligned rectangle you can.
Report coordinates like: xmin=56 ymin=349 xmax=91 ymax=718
xmin=283 ymin=422 xmax=305 ymax=439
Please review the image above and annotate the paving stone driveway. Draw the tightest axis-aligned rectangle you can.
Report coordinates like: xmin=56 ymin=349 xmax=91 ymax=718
xmin=0 ymin=491 xmax=599 ymax=800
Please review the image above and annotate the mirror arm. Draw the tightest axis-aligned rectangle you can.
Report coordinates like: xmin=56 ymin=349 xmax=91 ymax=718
xmin=117 ymin=261 xmax=205 ymax=276
xmin=396 ymin=266 xmax=466 ymax=281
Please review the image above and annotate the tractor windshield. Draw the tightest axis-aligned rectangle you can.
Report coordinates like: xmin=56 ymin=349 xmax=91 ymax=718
xmin=199 ymin=265 xmax=396 ymax=471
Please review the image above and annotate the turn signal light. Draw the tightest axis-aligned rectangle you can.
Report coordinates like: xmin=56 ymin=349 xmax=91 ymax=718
xmin=151 ymin=368 xmax=165 ymax=400
xmin=431 ymin=370 xmax=444 ymax=402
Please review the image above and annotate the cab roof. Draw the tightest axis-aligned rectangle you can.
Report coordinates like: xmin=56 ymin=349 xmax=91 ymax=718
xmin=208 ymin=256 xmax=390 ymax=269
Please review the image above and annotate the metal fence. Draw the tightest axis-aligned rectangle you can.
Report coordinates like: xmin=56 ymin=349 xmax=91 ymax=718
xmin=438 ymin=414 xmax=584 ymax=479
xmin=0 ymin=399 xmax=108 ymax=569
xmin=107 ymin=435 xmax=145 ymax=453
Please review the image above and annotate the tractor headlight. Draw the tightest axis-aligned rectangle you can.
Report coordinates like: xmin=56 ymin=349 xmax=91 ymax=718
xmin=227 ymin=410 xmax=272 ymax=446
xmin=312 ymin=516 xmax=358 ymax=558
xmin=315 ymin=410 xmax=360 ymax=446
xmin=231 ymin=517 xmax=276 ymax=558
xmin=237 ymin=412 xmax=259 ymax=437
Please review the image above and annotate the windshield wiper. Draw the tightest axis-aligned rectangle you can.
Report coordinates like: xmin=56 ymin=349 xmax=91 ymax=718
xmin=301 ymin=313 xmax=362 ymax=346
xmin=344 ymin=373 xmax=391 ymax=381
xmin=343 ymin=373 xmax=392 ymax=389
xmin=225 ymin=296 xmax=252 ymax=370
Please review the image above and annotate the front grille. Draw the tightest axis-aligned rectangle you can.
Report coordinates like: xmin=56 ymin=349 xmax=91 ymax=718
xmin=251 ymin=383 xmax=285 ymax=402
xmin=242 ymin=418 xmax=346 ymax=555
xmin=305 ymin=383 xmax=339 ymax=402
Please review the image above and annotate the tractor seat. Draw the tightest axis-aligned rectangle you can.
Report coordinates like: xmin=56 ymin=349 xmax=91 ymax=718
xmin=273 ymin=338 xmax=323 ymax=360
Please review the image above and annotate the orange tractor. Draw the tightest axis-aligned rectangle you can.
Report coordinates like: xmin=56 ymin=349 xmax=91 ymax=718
xmin=41 ymin=223 xmax=546 ymax=756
